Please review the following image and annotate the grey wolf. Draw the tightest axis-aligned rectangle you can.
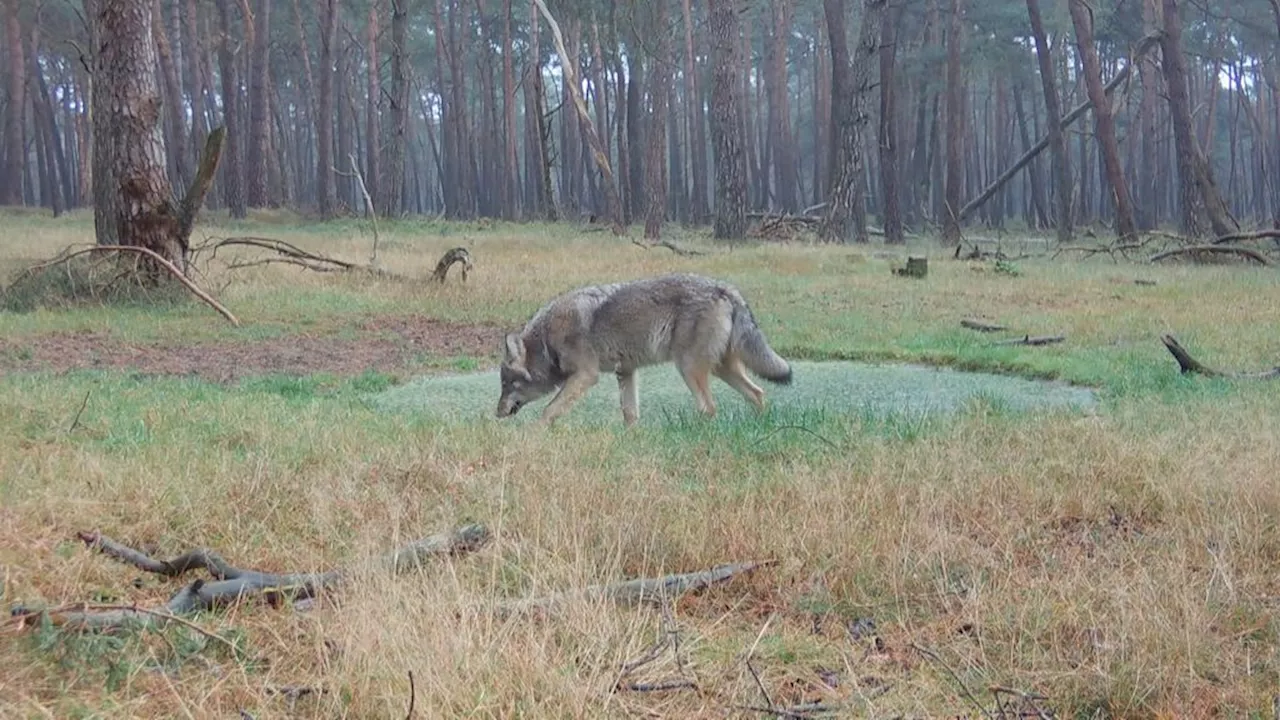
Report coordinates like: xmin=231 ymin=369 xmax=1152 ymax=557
xmin=495 ymin=273 xmax=792 ymax=427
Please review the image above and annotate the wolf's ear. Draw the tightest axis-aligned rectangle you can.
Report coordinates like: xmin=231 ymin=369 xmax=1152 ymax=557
xmin=502 ymin=333 xmax=526 ymax=366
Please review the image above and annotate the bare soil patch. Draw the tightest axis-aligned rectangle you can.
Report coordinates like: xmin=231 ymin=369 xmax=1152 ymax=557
xmin=0 ymin=315 xmax=503 ymax=383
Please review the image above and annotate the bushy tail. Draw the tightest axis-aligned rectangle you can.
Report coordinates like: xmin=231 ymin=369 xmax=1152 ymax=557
xmin=730 ymin=303 xmax=793 ymax=384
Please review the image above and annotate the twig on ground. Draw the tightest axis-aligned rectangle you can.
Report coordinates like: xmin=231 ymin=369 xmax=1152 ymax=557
xmin=990 ymin=685 xmax=1053 ymax=720
xmin=911 ymin=643 xmax=993 ymax=720
xmin=733 ymin=703 xmax=841 ymax=719
xmin=753 ymin=424 xmax=840 ymax=451
xmin=198 ymin=236 xmax=404 ymax=279
xmin=1160 ymin=335 xmax=1280 ymax=380
xmin=404 ymin=670 xmax=416 ymax=720
xmin=992 ymin=334 xmax=1065 ymax=347
xmin=31 ymin=603 xmax=240 ymax=653
xmin=631 ymin=238 xmax=707 ymax=257
xmin=67 ymin=391 xmax=91 ymax=433
xmin=623 ymin=679 xmax=698 ymax=692
xmin=746 ymin=658 xmax=775 ymax=710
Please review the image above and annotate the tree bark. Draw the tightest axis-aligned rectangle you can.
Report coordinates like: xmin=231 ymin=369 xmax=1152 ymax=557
xmin=1025 ymin=0 xmax=1072 ymax=241
xmin=706 ymin=0 xmax=748 ymax=239
xmin=315 ymin=0 xmax=336 ymax=218
xmin=940 ymin=0 xmax=965 ymax=246
xmin=92 ymin=0 xmax=183 ymax=271
xmin=1067 ymin=0 xmax=1137 ymax=240
xmin=244 ymin=0 xmax=270 ymax=207
xmin=2 ymin=0 xmax=26 ymax=205
xmin=820 ymin=0 xmax=883 ymax=244
xmin=213 ymin=0 xmax=245 ymax=218
xmin=502 ymin=0 xmax=520 ymax=219
xmin=383 ymin=0 xmax=408 ymax=217
xmin=878 ymin=1 xmax=904 ymax=244
xmin=1159 ymin=0 xmax=1236 ymax=238
xmin=151 ymin=0 xmax=190 ymax=190
xmin=363 ymin=3 xmax=381 ymax=214
xmin=644 ymin=0 xmax=671 ymax=240
xmin=767 ymin=0 xmax=797 ymax=212
xmin=680 ymin=0 xmax=707 ymax=224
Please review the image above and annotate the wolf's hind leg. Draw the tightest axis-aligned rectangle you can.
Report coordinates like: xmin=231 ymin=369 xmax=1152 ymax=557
xmin=677 ymin=359 xmax=717 ymax=418
xmin=539 ymin=369 xmax=599 ymax=426
xmin=715 ymin=355 xmax=766 ymax=412
xmin=617 ymin=370 xmax=639 ymax=426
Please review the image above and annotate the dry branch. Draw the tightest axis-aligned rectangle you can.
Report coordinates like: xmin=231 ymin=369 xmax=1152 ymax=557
xmin=961 ymin=319 xmax=1008 ymax=333
xmin=431 ymin=247 xmax=475 ymax=282
xmin=9 ymin=245 xmax=240 ymax=325
xmin=1160 ymin=335 xmax=1280 ymax=380
xmin=494 ymin=561 xmax=770 ymax=617
xmin=631 ymin=238 xmax=707 ymax=257
xmin=993 ymin=334 xmax=1065 ymax=347
xmin=200 ymin=236 xmax=404 ymax=278
xmin=12 ymin=524 xmax=490 ymax=632
xmin=1149 ymin=245 xmax=1272 ymax=266
xmin=176 ymin=126 xmax=227 ymax=259
xmin=1212 ymin=229 xmax=1280 ymax=246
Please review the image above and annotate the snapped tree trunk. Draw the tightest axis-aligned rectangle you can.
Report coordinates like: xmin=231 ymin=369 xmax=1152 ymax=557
xmin=820 ymin=0 xmax=883 ymax=244
xmin=707 ymin=0 xmax=748 ymax=240
xmin=1068 ymin=0 xmax=1137 ymax=240
xmin=92 ymin=0 xmax=184 ymax=272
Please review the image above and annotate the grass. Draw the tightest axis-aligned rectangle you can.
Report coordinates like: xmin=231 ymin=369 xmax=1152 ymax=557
xmin=2 ymin=207 xmax=1280 ymax=718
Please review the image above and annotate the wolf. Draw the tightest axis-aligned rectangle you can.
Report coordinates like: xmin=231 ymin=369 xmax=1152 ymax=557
xmin=495 ymin=273 xmax=793 ymax=427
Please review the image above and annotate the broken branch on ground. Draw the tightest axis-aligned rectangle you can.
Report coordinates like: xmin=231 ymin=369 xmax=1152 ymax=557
xmin=992 ymin=334 xmax=1065 ymax=347
xmin=1159 ymin=334 xmax=1280 ymax=380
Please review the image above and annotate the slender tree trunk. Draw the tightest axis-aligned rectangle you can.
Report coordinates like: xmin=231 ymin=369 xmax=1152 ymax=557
xmin=1068 ymin=0 xmax=1137 ymax=240
xmin=707 ymin=0 xmax=748 ymax=239
xmin=182 ymin=0 xmax=209 ymax=172
xmin=2 ymin=0 xmax=26 ymax=205
xmin=502 ymin=0 xmax=520 ymax=219
xmin=820 ymin=0 xmax=882 ymax=243
xmin=878 ymin=1 xmax=904 ymax=244
xmin=244 ymin=0 xmax=269 ymax=207
xmin=1025 ymin=0 xmax=1072 ymax=240
xmin=643 ymin=0 xmax=671 ymax=239
xmin=151 ymin=0 xmax=190 ymax=190
xmin=212 ymin=0 xmax=245 ymax=217
xmin=1159 ymin=0 xmax=1235 ymax=237
xmin=384 ymin=0 xmax=408 ymax=217
xmin=1012 ymin=82 xmax=1049 ymax=228
xmin=941 ymin=0 xmax=965 ymax=245
xmin=315 ymin=0 xmax=336 ymax=218
xmin=361 ymin=4 xmax=381 ymax=214
xmin=28 ymin=28 xmax=63 ymax=215
xmin=767 ymin=0 xmax=797 ymax=212
xmin=680 ymin=0 xmax=708 ymax=223
xmin=93 ymin=0 xmax=183 ymax=268
xmin=626 ymin=42 xmax=644 ymax=224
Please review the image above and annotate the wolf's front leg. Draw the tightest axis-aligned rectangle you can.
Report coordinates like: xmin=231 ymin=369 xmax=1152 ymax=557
xmin=616 ymin=370 xmax=639 ymax=426
xmin=539 ymin=369 xmax=600 ymax=426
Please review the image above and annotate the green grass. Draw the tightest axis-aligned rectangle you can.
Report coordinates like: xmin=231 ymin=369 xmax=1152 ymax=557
xmin=3 ymin=209 xmax=1280 ymax=717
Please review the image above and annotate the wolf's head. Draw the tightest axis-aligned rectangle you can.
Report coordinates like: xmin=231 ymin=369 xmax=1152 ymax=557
xmin=496 ymin=333 xmax=557 ymax=418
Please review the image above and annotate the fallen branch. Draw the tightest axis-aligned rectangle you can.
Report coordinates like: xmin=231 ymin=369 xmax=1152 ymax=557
xmin=911 ymin=643 xmax=993 ymax=720
xmin=1149 ymin=244 xmax=1272 ymax=266
xmin=1159 ymin=334 xmax=1280 ymax=380
xmin=494 ymin=561 xmax=770 ymax=617
xmin=993 ymin=334 xmax=1065 ymax=347
xmin=631 ymin=238 xmax=707 ymax=257
xmin=432 ymin=247 xmax=475 ymax=282
xmin=199 ymin=236 xmax=404 ymax=278
xmin=734 ymin=703 xmax=843 ymax=719
xmin=10 ymin=245 xmax=239 ymax=325
xmin=12 ymin=524 xmax=490 ymax=632
xmin=961 ymin=319 xmax=1008 ymax=333
xmin=1212 ymin=229 xmax=1280 ymax=246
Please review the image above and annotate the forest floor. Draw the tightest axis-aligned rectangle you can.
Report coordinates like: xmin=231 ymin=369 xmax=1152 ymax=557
xmin=1 ymin=208 xmax=1279 ymax=719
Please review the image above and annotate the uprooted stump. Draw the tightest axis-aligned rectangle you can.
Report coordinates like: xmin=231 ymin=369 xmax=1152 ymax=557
xmin=1160 ymin=334 xmax=1280 ymax=380
xmin=10 ymin=524 xmax=491 ymax=632
xmin=432 ymin=247 xmax=475 ymax=282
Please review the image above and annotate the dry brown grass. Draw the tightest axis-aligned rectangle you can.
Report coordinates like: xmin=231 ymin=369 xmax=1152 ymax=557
xmin=2 ymin=210 xmax=1280 ymax=718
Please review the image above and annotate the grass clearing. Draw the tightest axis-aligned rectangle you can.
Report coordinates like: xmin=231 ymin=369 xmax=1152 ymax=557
xmin=2 ymin=208 xmax=1280 ymax=717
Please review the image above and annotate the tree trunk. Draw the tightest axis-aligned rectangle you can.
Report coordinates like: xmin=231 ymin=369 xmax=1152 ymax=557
xmin=1067 ymin=0 xmax=1137 ymax=240
xmin=502 ymin=0 xmax=520 ymax=219
xmin=1025 ymin=0 xmax=1072 ymax=241
xmin=767 ymin=0 xmax=797 ymax=212
xmin=680 ymin=0 xmax=708 ymax=224
xmin=940 ymin=0 xmax=965 ymax=246
xmin=706 ymin=0 xmax=748 ymax=239
xmin=315 ymin=0 xmax=336 ymax=218
xmin=533 ymin=0 xmax=623 ymax=233
xmin=1159 ymin=0 xmax=1235 ymax=238
xmin=213 ymin=0 xmax=245 ymax=217
xmin=362 ymin=4 xmax=381 ymax=214
xmin=644 ymin=0 xmax=671 ymax=240
xmin=151 ymin=0 xmax=190 ymax=191
xmin=182 ymin=0 xmax=209 ymax=173
xmin=626 ymin=44 xmax=645 ymax=224
xmin=820 ymin=0 xmax=882 ymax=244
xmin=384 ymin=0 xmax=408 ymax=217
xmin=93 ymin=0 xmax=183 ymax=269
xmin=2 ymin=0 xmax=26 ymax=205
xmin=243 ymin=0 xmax=269 ymax=207
xmin=878 ymin=0 xmax=904 ymax=244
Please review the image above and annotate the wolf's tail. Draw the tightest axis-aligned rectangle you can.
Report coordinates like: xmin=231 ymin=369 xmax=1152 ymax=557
xmin=729 ymin=301 xmax=793 ymax=384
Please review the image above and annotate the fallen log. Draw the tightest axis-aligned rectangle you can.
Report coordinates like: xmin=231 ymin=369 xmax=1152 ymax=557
xmin=993 ymin=334 xmax=1065 ymax=347
xmin=432 ymin=247 xmax=475 ymax=282
xmin=1148 ymin=244 xmax=1271 ymax=266
xmin=1159 ymin=335 xmax=1280 ymax=380
xmin=961 ymin=319 xmax=1008 ymax=333
xmin=11 ymin=524 xmax=490 ymax=632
